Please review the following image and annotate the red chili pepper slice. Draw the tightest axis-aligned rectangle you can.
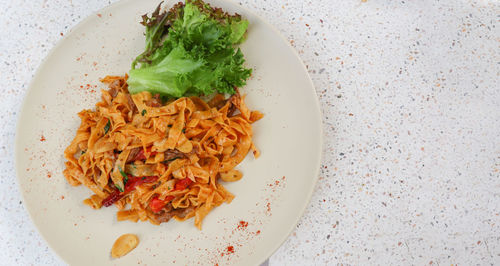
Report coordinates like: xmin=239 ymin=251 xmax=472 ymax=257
xmin=103 ymin=176 xmax=158 ymax=207
xmin=149 ymin=195 xmax=175 ymax=213
xmin=174 ymin=178 xmax=193 ymax=191
xmin=102 ymin=190 xmax=122 ymax=207
xmin=133 ymin=147 xmax=158 ymax=161
xmin=124 ymin=175 xmax=158 ymax=193
xmin=148 ymin=178 xmax=192 ymax=212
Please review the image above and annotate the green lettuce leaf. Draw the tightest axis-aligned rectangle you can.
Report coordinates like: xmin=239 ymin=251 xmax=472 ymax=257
xmin=128 ymin=0 xmax=251 ymax=98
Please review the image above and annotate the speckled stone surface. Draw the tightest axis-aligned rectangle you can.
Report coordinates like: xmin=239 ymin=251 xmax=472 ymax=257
xmin=1 ymin=0 xmax=499 ymax=265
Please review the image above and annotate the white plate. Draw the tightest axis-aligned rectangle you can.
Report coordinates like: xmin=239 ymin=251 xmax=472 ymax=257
xmin=15 ymin=0 xmax=322 ymax=265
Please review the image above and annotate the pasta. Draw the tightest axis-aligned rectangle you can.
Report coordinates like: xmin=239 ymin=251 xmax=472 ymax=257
xmin=63 ymin=75 xmax=262 ymax=229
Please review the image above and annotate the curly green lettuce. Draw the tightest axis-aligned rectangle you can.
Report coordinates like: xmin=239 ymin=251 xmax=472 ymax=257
xmin=127 ymin=0 xmax=251 ymax=98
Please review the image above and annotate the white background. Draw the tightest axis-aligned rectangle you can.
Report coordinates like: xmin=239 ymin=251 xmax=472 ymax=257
xmin=0 ymin=0 xmax=499 ymax=265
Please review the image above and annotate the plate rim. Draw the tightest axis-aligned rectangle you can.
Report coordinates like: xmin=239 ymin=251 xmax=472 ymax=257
xmin=14 ymin=0 xmax=323 ymax=264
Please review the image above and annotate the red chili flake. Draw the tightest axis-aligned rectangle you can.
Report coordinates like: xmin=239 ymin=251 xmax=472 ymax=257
xmin=60 ymin=32 xmax=63 ymax=36
xmin=47 ymin=172 xmax=52 ymax=178
xmin=84 ymin=73 xmax=88 ymax=76
xmin=61 ymin=196 xmax=65 ymax=200
xmin=40 ymin=135 xmax=46 ymax=142
xmin=255 ymin=230 xmax=261 ymax=235
xmin=275 ymin=180 xmax=280 ymax=185
xmin=237 ymin=220 xmax=248 ymax=229
xmin=266 ymin=202 xmax=271 ymax=212
xmin=320 ymin=19 xmax=324 ymax=23
xmin=226 ymin=246 xmax=234 ymax=254
xmin=97 ymin=13 xmax=102 ymax=18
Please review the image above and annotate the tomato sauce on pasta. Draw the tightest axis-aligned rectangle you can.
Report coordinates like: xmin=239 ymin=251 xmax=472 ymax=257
xmin=63 ymin=75 xmax=262 ymax=229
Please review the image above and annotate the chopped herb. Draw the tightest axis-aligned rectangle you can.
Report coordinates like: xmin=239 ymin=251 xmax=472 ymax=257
xmin=131 ymin=162 xmax=137 ymax=169
xmin=117 ymin=166 xmax=127 ymax=178
xmin=141 ymin=109 xmax=147 ymax=116
xmin=141 ymin=177 xmax=146 ymax=180
xmin=81 ymin=150 xmax=86 ymax=155
xmin=124 ymin=175 xmax=129 ymax=185
xmin=182 ymin=128 xmax=186 ymax=133
xmin=167 ymin=186 xmax=171 ymax=190
xmin=114 ymin=184 xmax=124 ymax=192
xmin=168 ymin=125 xmax=172 ymax=128
xmin=104 ymin=119 xmax=111 ymax=134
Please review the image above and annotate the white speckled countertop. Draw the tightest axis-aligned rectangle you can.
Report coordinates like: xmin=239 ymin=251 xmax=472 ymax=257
xmin=1 ymin=0 xmax=499 ymax=265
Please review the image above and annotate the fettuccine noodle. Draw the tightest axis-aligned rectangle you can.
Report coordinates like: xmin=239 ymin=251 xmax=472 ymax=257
xmin=63 ymin=75 xmax=262 ymax=229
